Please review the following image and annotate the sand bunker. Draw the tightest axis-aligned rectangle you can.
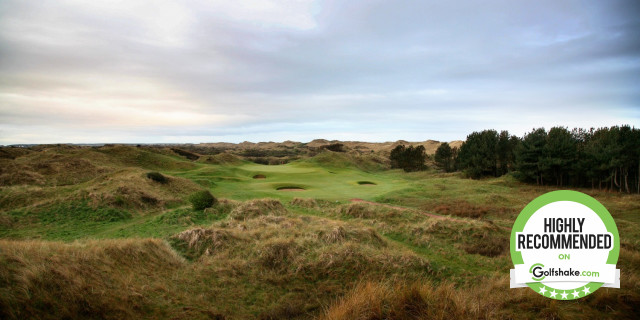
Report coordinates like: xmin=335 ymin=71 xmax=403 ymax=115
xmin=276 ymin=186 xmax=305 ymax=191
xmin=253 ymin=174 xmax=266 ymax=179
xmin=357 ymin=181 xmax=377 ymax=185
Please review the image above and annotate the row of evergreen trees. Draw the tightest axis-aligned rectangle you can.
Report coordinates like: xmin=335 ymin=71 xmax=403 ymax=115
xmin=390 ymin=145 xmax=427 ymax=172
xmin=434 ymin=125 xmax=640 ymax=193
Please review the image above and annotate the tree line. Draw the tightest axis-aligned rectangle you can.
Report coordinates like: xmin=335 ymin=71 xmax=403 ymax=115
xmin=429 ymin=125 xmax=640 ymax=193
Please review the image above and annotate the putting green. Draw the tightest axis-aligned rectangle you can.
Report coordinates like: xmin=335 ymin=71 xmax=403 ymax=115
xmin=170 ymin=160 xmax=410 ymax=201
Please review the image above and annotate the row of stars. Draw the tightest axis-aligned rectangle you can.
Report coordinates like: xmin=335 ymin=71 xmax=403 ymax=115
xmin=538 ymin=285 xmax=591 ymax=299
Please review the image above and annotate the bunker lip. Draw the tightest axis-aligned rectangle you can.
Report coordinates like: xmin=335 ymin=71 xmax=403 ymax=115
xmin=276 ymin=186 xmax=305 ymax=191
xmin=357 ymin=181 xmax=377 ymax=185
xmin=253 ymin=174 xmax=266 ymax=179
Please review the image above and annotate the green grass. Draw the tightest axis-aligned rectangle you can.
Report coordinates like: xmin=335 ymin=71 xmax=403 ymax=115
xmin=169 ymin=160 xmax=410 ymax=202
xmin=1 ymin=146 xmax=639 ymax=319
xmin=0 ymin=203 xmax=229 ymax=241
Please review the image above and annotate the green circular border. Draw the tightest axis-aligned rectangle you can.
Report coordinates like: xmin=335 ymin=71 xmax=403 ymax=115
xmin=510 ymin=190 xmax=619 ymax=300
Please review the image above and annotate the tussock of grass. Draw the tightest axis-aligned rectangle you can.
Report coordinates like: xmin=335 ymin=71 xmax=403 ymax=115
xmin=207 ymin=198 xmax=240 ymax=214
xmin=432 ymin=200 xmax=490 ymax=219
xmin=171 ymin=227 xmax=240 ymax=260
xmin=317 ymin=225 xmax=386 ymax=247
xmin=339 ymin=202 xmax=403 ymax=219
xmin=0 ymin=239 xmax=184 ymax=319
xmin=322 ymin=273 xmax=640 ymax=320
xmin=461 ymin=228 xmax=509 ymax=257
xmin=290 ymin=197 xmax=317 ymax=208
xmin=258 ymin=239 xmax=299 ymax=271
xmin=229 ymin=199 xmax=287 ymax=220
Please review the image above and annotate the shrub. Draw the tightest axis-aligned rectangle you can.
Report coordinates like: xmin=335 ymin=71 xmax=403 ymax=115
xmin=189 ymin=190 xmax=216 ymax=211
xmin=146 ymin=171 xmax=168 ymax=183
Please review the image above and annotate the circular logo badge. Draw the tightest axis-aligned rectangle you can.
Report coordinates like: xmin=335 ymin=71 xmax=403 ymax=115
xmin=510 ymin=190 xmax=619 ymax=300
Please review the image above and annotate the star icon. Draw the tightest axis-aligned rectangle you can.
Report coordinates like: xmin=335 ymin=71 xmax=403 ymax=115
xmin=582 ymin=286 xmax=591 ymax=295
xmin=538 ymin=286 xmax=547 ymax=295
xmin=549 ymin=290 xmax=557 ymax=298
xmin=561 ymin=291 xmax=569 ymax=299
xmin=572 ymin=290 xmax=580 ymax=298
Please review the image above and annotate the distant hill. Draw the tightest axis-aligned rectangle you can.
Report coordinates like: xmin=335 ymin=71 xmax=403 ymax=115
xmin=197 ymin=139 xmax=463 ymax=155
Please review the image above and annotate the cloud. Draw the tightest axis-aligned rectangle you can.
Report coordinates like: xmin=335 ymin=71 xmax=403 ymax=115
xmin=0 ymin=0 xmax=639 ymax=144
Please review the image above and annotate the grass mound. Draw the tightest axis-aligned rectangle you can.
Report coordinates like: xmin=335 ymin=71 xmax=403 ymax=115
xmin=0 ymin=155 xmax=108 ymax=186
xmin=0 ymin=147 xmax=32 ymax=159
xmin=322 ymin=274 xmax=640 ymax=320
xmin=95 ymin=145 xmax=197 ymax=170
xmin=290 ymin=197 xmax=317 ymax=208
xmin=229 ymin=199 xmax=288 ymax=220
xmin=305 ymin=151 xmax=389 ymax=171
xmin=320 ymin=279 xmax=516 ymax=320
xmin=357 ymin=180 xmax=376 ymax=185
xmin=316 ymin=225 xmax=386 ymax=247
xmin=461 ymin=227 xmax=509 ymax=257
xmin=0 ymin=239 xmax=184 ymax=320
xmin=198 ymin=152 xmax=242 ymax=165
xmin=164 ymin=213 xmax=430 ymax=317
xmin=432 ymin=200 xmax=490 ymax=219
xmin=339 ymin=202 xmax=404 ymax=219
xmin=146 ymin=171 xmax=168 ymax=183
xmin=0 ymin=167 xmax=46 ymax=186
xmin=81 ymin=169 xmax=202 ymax=210
xmin=170 ymin=148 xmax=200 ymax=161
xmin=171 ymin=227 xmax=241 ymax=260
xmin=258 ymin=239 xmax=300 ymax=271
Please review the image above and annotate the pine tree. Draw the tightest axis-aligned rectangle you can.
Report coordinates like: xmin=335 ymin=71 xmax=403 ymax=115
xmin=434 ymin=142 xmax=454 ymax=172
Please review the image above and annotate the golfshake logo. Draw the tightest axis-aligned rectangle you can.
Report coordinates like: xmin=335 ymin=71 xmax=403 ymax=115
xmin=510 ymin=191 xmax=620 ymax=300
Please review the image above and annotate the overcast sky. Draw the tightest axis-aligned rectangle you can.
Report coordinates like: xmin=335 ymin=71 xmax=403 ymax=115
xmin=1 ymin=0 xmax=639 ymax=144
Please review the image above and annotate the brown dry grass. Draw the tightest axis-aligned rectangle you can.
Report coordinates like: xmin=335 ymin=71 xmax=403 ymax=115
xmin=290 ymin=197 xmax=318 ymax=208
xmin=229 ymin=198 xmax=288 ymax=220
xmin=431 ymin=200 xmax=490 ymax=219
xmin=0 ymin=239 xmax=185 ymax=319
xmin=321 ymin=272 xmax=640 ymax=320
xmin=197 ymin=152 xmax=242 ymax=165
xmin=339 ymin=202 xmax=404 ymax=219
xmin=74 ymin=168 xmax=202 ymax=210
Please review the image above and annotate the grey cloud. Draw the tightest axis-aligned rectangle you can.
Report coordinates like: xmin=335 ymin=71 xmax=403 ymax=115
xmin=0 ymin=0 xmax=638 ymax=144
